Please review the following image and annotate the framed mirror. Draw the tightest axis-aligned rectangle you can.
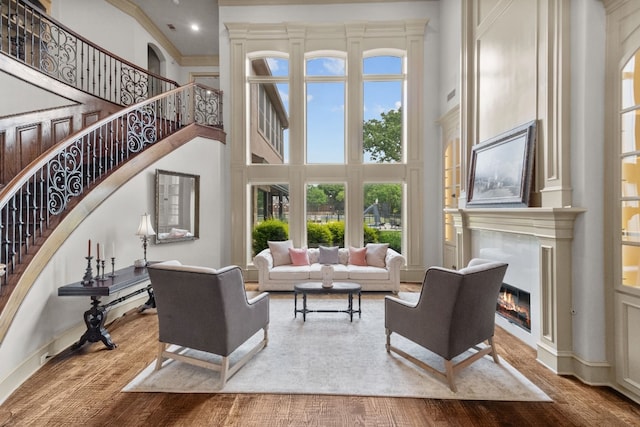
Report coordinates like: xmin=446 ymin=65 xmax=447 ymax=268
xmin=155 ymin=169 xmax=200 ymax=244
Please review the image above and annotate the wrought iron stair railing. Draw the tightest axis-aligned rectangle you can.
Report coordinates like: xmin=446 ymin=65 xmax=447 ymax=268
xmin=0 ymin=0 xmax=178 ymax=105
xmin=0 ymin=82 xmax=222 ymax=292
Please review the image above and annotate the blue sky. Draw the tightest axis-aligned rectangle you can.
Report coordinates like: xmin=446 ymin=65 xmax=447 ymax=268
xmin=266 ymin=56 xmax=403 ymax=164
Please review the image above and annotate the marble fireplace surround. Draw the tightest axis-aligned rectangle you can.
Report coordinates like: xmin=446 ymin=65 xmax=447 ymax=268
xmin=446 ymin=207 xmax=585 ymax=374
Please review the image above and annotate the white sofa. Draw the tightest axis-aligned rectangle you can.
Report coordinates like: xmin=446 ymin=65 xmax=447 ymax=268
xmin=253 ymin=246 xmax=405 ymax=292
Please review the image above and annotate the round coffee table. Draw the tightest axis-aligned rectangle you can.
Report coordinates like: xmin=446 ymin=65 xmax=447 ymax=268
xmin=293 ymin=282 xmax=362 ymax=322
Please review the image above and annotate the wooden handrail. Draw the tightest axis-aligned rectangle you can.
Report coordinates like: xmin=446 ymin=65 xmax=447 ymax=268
xmin=0 ymin=82 xmax=222 ymax=297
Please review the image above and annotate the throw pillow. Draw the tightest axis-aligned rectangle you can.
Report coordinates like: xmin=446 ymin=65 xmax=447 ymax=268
xmin=268 ymin=240 xmax=293 ymax=266
xmin=348 ymin=246 xmax=367 ymax=266
xmin=318 ymin=245 xmax=339 ymax=264
xmin=366 ymin=243 xmax=389 ymax=267
xmin=288 ymin=247 xmax=310 ymax=266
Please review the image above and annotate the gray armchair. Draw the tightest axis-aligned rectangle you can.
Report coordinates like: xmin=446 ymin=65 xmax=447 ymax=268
xmin=385 ymin=258 xmax=508 ymax=392
xmin=147 ymin=260 xmax=269 ymax=386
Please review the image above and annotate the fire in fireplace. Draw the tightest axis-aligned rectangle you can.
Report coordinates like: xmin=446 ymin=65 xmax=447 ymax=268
xmin=496 ymin=283 xmax=531 ymax=332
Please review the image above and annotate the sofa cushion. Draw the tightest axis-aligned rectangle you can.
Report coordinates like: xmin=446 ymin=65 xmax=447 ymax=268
xmin=310 ymin=263 xmax=349 ymax=280
xmin=366 ymin=243 xmax=389 ymax=267
xmin=347 ymin=265 xmax=389 ymax=280
xmin=289 ymin=247 xmax=310 ymax=266
xmin=348 ymin=246 xmax=367 ymax=266
xmin=268 ymin=240 xmax=293 ymax=266
xmin=269 ymin=265 xmax=311 ymax=280
xmin=319 ymin=245 xmax=339 ymax=264
xmin=338 ymin=248 xmax=349 ymax=265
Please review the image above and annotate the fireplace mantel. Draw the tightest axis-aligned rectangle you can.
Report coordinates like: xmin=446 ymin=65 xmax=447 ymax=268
xmin=445 ymin=206 xmax=585 ymax=374
xmin=445 ymin=207 xmax=586 ymax=238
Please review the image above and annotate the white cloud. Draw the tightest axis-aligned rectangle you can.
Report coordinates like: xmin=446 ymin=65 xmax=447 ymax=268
xmin=266 ymin=58 xmax=282 ymax=73
xmin=323 ymin=58 xmax=345 ymax=75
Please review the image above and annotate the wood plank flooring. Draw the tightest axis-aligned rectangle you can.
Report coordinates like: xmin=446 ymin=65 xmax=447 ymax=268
xmin=1 ymin=285 xmax=639 ymax=426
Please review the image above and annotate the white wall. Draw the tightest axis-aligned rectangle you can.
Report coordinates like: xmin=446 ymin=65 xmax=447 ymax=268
xmin=0 ymin=137 xmax=227 ymax=403
xmin=179 ymin=66 xmax=221 ymax=88
xmin=570 ymin=0 xmax=607 ymax=361
xmin=439 ymin=0 xmax=461 ymax=112
xmin=0 ymin=72 xmax=75 ymax=117
xmin=50 ymin=0 xmax=182 ymax=83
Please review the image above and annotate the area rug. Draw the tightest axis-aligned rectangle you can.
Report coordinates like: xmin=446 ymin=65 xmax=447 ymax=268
xmin=123 ymin=296 xmax=551 ymax=401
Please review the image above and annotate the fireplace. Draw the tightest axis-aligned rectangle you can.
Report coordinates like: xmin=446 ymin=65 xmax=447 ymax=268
xmin=496 ymin=283 xmax=531 ymax=332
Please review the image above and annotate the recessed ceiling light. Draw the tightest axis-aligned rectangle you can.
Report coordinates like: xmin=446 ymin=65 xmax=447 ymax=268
xmin=172 ymin=0 xmax=180 ymax=5
xmin=191 ymin=23 xmax=200 ymax=32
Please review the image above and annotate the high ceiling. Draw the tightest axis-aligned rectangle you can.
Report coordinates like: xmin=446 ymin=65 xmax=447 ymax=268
xmin=117 ymin=0 xmax=425 ymax=61
xmin=128 ymin=0 xmax=219 ymax=58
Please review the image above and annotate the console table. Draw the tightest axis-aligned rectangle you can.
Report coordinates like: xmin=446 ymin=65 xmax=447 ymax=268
xmin=58 ymin=265 xmax=155 ymax=350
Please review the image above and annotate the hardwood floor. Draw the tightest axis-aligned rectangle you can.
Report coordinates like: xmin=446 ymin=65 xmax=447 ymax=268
xmin=1 ymin=284 xmax=639 ymax=426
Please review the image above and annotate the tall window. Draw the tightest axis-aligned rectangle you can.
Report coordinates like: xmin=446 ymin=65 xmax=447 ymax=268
xmin=621 ymin=50 xmax=640 ymax=288
xmin=230 ymin=21 xmax=426 ymax=267
xmin=363 ymin=183 xmax=402 ymax=253
xmin=251 ymin=183 xmax=290 ymax=256
xmin=363 ymin=55 xmax=404 ymax=163
xmin=306 ymin=55 xmax=346 ymax=164
xmin=306 ymin=183 xmax=345 ymax=247
xmin=249 ymin=56 xmax=289 ymax=164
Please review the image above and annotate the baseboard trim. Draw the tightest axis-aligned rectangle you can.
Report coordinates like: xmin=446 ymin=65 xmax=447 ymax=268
xmin=536 ymin=342 xmax=613 ymax=385
xmin=570 ymin=355 xmax=612 ymax=385
xmin=0 ymin=294 xmax=148 ymax=405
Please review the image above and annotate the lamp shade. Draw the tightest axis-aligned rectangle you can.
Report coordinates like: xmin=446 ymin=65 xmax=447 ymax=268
xmin=136 ymin=213 xmax=156 ymax=237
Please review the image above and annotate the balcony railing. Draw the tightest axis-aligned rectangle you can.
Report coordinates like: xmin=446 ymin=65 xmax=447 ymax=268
xmin=0 ymin=0 xmax=178 ymax=105
xmin=0 ymin=83 xmax=222 ymax=289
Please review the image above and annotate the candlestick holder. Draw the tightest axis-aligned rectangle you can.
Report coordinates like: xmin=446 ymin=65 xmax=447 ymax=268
xmin=101 ymin=259 xmax=106 ymax=280
xmin=109 ymin=257 xmax=116 ymax=278
xmin=95 ymin=258 xmax=102 ymax=281
xmin=82 ymin=256 xmax=94 ymax=285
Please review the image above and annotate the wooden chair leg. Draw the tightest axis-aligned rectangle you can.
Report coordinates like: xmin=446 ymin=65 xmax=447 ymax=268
xmin=155 ymin=342 xmax=166 ymax=371
xmin=385 ymin=328 xmax=391 ymax=352
xmin=488 ymin=337 xmax=500 ymax=364
xmin=444 ymin=359 xmax=457 ymax=393
xmin=264 ymin=325 xmax=269 ymax=347
xmin=220 ymin=356 xmax=229 ymax=386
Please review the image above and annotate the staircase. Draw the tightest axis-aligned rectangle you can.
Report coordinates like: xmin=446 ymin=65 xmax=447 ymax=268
xmin=0 ymin=0 xmax=224 ymax=338
xmin=0 ymin=0 xmax=180 ymax=186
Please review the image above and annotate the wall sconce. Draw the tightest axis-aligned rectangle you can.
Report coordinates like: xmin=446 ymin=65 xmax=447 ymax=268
xmin=135 ymin=213 xmax=156 ymax=266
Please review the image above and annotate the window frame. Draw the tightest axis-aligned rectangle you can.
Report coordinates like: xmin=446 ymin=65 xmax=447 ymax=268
xmin=227 ymin=21 xmax=427 ymax=271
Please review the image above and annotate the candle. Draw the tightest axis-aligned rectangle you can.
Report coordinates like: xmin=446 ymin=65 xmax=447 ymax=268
xmin=97 ymin=242 xmax=100 ymax=260
xmin=88 ymin=239 xmax=91 ymax=258
xmin=112 ymin=242 xmax=116 ymax=259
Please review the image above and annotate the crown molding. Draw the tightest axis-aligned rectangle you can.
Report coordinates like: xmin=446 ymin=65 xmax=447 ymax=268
xmin=106 ymin=0 xmax=181 ymax=59
xmin=601 ymin=0 xmax=627 ymax=14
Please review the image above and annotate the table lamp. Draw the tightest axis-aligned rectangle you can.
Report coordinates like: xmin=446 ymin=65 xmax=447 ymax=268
xmin=135 ymin=213 xmax=156 ymax=266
